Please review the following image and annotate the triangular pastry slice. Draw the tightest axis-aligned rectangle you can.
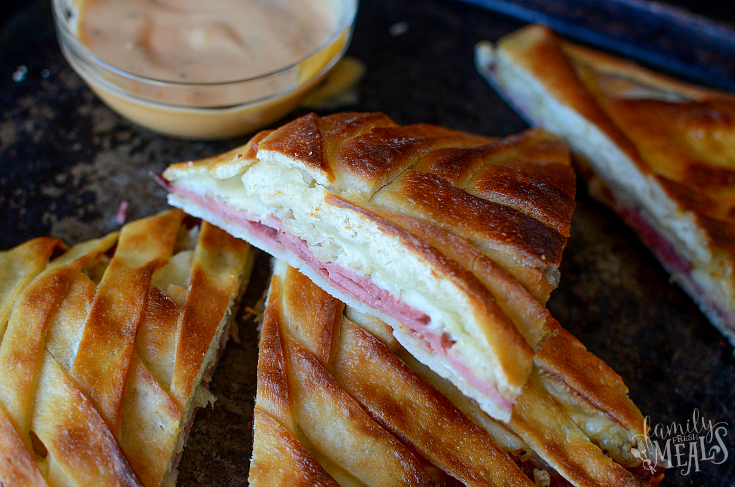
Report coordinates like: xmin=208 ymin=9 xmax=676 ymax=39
xmin=250 ymin=261 xmax=663 ymax=486
xmin=162 ymin=112 xmax=577 ymax=421
xmin=476 ymin=24 xmax=735 ymax=344
xmin=0 ymin=209 xmax=255 ymax=487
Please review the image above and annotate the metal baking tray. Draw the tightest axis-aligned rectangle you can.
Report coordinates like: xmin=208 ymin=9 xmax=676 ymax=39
xmin=0 ymin=0 xmax=732 ymax=485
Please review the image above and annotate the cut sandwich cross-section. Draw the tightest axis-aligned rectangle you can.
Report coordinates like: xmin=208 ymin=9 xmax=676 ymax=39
xmin=162 ymin=111 xmax=577 ymax=421
xmin=250 ymin=261 xmax=664 ymax=486
xmin=475 ymin=24 xmax=735 ymax=344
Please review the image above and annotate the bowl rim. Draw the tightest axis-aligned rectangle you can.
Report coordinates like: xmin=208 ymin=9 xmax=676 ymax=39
xmin=51 ymin=0 xmax=359 ymax=88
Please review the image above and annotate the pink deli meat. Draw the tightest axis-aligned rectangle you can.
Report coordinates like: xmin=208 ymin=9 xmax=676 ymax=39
xmin=170 ymin=185 xmax=514 ymax=412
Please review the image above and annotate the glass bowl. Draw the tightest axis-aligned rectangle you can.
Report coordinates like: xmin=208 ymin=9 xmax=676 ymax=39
xmin=52 ymin=0 xmax=358 ymax=139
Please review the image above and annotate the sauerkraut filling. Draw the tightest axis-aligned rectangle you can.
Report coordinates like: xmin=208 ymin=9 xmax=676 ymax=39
xmin=167 ymin=179 xmax=516 ymax=414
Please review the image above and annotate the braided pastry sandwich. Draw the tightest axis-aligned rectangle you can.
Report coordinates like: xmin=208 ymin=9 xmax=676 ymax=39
xmin=0 ymin=209 xmax=254 ymax=487
xmin=476 ymin=24 xmax=735 ymax=344
xmin=162 ymin=112 xmax=577 ymax=421
xmin=249 ymin=261 xmax=663 ymax=486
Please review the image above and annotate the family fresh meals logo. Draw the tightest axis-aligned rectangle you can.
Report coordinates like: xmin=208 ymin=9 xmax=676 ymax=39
xmin=632 ymin=409 xmax=729 ymax=476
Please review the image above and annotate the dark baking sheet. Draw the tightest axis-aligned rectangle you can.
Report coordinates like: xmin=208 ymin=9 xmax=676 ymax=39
xmin=459 ymin=0 xmax=735 ymax=91
xmin=0 ymin=0 xmax=733 ymax=485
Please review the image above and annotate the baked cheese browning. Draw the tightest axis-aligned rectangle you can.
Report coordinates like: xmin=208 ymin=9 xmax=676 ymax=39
xmin=0 ymin=210 xmax=254 ymax=487
xmin=533 ymin=328 xmax=645 ymax=440
xmin=251 ymin=261 xmax=536 ymax=486
xmin=508 ymin=377 xmax=650 ymax=487
xmin=406 ymin=351 xmax=659 ymax=487
xmin=362 ymin=200 xmax=652 ymax=476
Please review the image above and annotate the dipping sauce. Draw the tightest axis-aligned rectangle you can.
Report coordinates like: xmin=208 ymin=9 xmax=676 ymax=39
xmin=53 ymin=0 xmax=356 ymax=138
xmin=78 ymin=0 xmax=339 ymax=83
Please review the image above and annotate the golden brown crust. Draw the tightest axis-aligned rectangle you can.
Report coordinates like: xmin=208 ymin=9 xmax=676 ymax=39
xmin=254 ymin=111 xmax=496 ymax=198
xmin=164 ymin=112 xmax=576 ymax=312
xmin=260 ymin=113 xmax=334 ymax=181
xmin=169 ymin=220 xmax=252 ymax=409
xmin=326 ymin=193 xmax=534 ymax=391
xmin=249 ymin=408 xmax=340 ymax=487
xmin=332 ymin=321 xmax=534 ymax=486
xmin=0 ymin=211 xmax=253 ymax=487
xmin=464 ymin=134 xmax=575 ymax=237
xmin=0 ymin=237 xmax=67 ymax=342
xmin=599 ymin=97 xmax=735 ymax=251
xmin=348 ymin=197 xmax=645 ymax=437
xmin=414 ymin=129 xmax=575 ymax=237
xmin=558 ymin=38 xmax=735 ymax=103
xmin=332 ymin=201 xmax=650 ymax=476
xmin=135 ymin=288 xmax=180 ymax=391
xmin=249 ymin=112 xmax=572 ymax=279
xmin=34 ymin=352 xmax=143 ymax=487
xmin=281 ymin=268 xmax=343 ymax=367
xmin=255 ymin=262 xmax=658 ymax=486
xmin=164 ymin=112 xmax=578 ymax=422
xmin=498 ymin=25 xmax=646 ymax=170
xmin=496 ymin=24 xmax=735 ymax=261
xmin=533 ymin=328 xmax=644 ymax=435
xmin=70 ymin=210 xmax=183 ymax=436
xmin=285 ymin=335 xmax=438 ymax=486
xmin=509 ymin=378 xmax=648 ymax=487
xmin=119 ymin=356 xmax=181 ymax=487
xmin=0 ymin=233 xmax=118 ymax=451
xmin=251 ymin=262 xmax=537 ymax=486
xmin=0 ymin=408 xmax=48 ymax=487
xmin=377 ymin=168 xmax=567 ymax=267
xmin=254 ymin=278 xmax=296 ymax=433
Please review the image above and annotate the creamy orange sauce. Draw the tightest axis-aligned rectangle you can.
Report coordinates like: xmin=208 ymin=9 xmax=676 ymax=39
xmin=78 ymin=0 xmax=338 ymax=83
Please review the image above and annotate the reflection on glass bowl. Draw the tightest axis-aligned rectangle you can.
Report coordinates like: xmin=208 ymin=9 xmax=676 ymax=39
xmin=52 ymin=0 xmax=358 ymax=139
